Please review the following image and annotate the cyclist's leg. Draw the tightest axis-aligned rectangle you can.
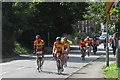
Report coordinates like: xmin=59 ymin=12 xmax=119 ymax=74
xmin=54 ymin=53 xmax=57 ymax=61
xmin=41 ymin=53 xmax=44 ymax=65
xmin=81 ymin=47 xmax=83 ymax=57
xmin=89 ymin=46 xmax=91 ymax=55
xmin=36 ymin=55 xmax=39 ymax=69
xmin=87 ymin=46 xmax=89 ymax=56
xmin=87 ymin=46 xmax=89 ymax=54
xmin=67 ymin=51 xmax=69 ymax=59
xmin=66 ymin=51 xmax=68 ymax=55
xmin=42 ymin=52 xmax=44 ymax=58
xmin=36 ymin=56 xmax=38 ymax=64
xmin=84 ymin=47 xmax=86 ymax=56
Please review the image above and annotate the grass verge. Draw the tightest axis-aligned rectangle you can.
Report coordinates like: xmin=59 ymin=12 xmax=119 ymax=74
xmin=103 ymin=62 xmax=120 ymax=79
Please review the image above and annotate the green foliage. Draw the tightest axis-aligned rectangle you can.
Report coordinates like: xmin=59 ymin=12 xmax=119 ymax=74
xmin=44 ymin=46 xmax=52 ymax=52
xmin=103 ymin=62 xmax=120 ymax=79
xmin=83 ymin=2 xmax=106 ymax=24
xmin=14 ymin=41 xmax=30 ymax=54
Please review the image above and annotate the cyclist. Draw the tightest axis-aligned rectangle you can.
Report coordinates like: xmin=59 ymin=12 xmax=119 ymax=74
xmin=85 ymin=36 xmax=92 ymax=57
xmin=79 ymin=38 xmax=86 ymax=58
xmin=92 ymin=37 xmax=98 ymax=54
xmin=53 ymin=37 xmax=64 ymax=72
xmin=103 ymin=38 xmax=106 ymax=49
xmin=62 ymin=37 xmax=70 ymax=58
xmin=33 ymin=35 xmax=44 ymax=70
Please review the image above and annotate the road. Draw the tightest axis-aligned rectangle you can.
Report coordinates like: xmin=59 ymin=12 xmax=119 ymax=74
xmin=1 ymin=44 xmax=115 ymax=79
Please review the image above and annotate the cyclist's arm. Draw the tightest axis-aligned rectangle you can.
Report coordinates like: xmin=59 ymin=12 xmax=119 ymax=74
xmin=52 ymin=45 xmax=55 ymax=54
xmin=67 ymin=45 xmax=70 ymax=51
xmin=66 ymin=42 xmax=70 ymax=51
xmin=42 ymin=40 xmax=45 ymax=50
xmin=33 ymin=45 xmax=36 ymax=54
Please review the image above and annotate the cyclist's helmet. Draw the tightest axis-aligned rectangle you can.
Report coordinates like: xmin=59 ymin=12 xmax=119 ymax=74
xmin=56 ymin=37 xmax=61 ymax=41
xmin=36 ymin=35 xmax=40 ymax=39
xmin=63 ymin=37 xmax=67 ymax=41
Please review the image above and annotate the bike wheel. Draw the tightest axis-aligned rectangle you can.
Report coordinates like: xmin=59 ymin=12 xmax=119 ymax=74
xmin=57 ymin=60 xmax=61 ymax=75
xmin=39 ymin=57 xmax=42 ymax=72
xmin=64 ymin=56 xmax=67 ymax=67
xmin=37 ymin=59 xmax=40 ymax=72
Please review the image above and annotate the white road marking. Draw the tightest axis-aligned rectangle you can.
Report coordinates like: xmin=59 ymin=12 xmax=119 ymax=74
xmin=16 ymin=67 xmax=25 ymax=70
xmin=1 ymin=71 xmax=9 ymax=75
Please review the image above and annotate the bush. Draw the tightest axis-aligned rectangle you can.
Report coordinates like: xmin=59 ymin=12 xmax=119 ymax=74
xmin=14 ymin=41 xmax=31 ymax=54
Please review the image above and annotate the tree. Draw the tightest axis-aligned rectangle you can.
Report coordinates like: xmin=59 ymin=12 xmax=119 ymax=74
xmin=2 ymin=2 xmax=89 ymax=58
xmin=83 ymin=2 xmax=106 ymax=24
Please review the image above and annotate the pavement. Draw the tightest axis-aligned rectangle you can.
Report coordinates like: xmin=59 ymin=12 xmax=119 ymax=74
xmin=67 ymin=55 xmax=115 ymax=78
xmin=0 ymin=43 xmax=116 ymax=79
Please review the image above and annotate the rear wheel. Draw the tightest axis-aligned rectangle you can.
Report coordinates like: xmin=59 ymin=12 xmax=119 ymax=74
xmin=38 ymin=57 xmax=42 ymax=72
xmin=64 ymin=55 xmax=67 ymax=67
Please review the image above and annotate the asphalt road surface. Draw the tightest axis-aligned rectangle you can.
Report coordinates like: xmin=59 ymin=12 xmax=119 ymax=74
xmin=1 ymin=44 xmax=115 ymax=79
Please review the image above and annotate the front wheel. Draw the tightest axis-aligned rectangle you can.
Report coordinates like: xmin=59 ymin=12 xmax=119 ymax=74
xmin=57 ymin=59 xmax=62 ymax=75
xmin=38 ymin=57 xmax=42 ymax=72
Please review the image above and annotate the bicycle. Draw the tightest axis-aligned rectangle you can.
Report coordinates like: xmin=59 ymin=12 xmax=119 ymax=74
xmin=36 ymin=51 xmax=43 ymax=72
xmin=81 ymin=47 xmax=86 ymax=60
xmin=56 ymin=52 xmax=63 ymax=75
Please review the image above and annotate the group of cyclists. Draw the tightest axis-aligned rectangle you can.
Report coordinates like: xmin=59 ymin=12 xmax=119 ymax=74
xmin=33 ymin=34 xmax=115 ymax=74
xmin=33 ymin=35 xmax=99 ymax=73
xmin=33 ymin=35 xmax=70 ymax=73
xmin=79 ymin=36 xmax=99 ymax=59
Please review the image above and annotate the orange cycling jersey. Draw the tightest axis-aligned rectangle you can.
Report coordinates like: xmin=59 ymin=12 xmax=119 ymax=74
xmin=54 ymin=41 xmax=63 ymax=52
xmin=92 ymin=40 xmax=97 ymax=45
xmin=79 ymin=40 xmax=86 ymax=47
xmin=85 ymin=39 xmax=91 ymax=46
xmin=62 ymin=41 xmax=70 ymax=49
xmin=34 ymin=40 xmax=44 ymax=50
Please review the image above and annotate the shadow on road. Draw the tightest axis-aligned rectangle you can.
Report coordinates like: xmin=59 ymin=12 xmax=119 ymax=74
xmin=41 ymin=70 xmax=69 ymax=75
